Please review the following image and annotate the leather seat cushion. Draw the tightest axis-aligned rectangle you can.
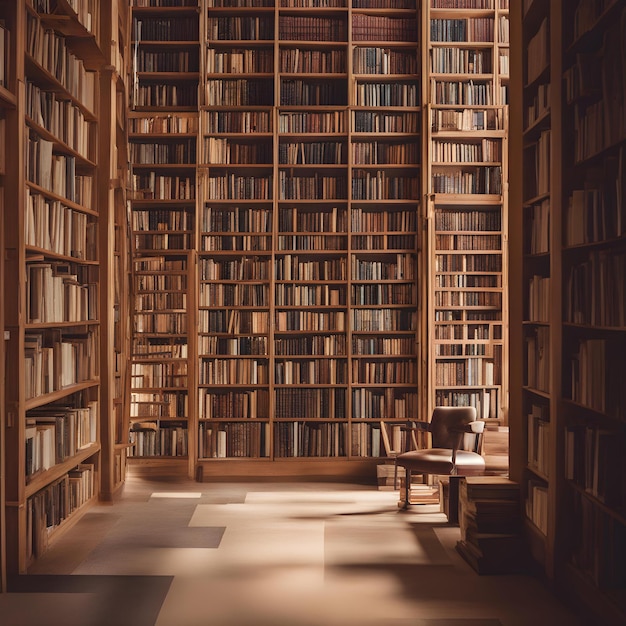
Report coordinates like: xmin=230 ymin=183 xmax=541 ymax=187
xmin=396 ymin=448 xmax=485 ymax=475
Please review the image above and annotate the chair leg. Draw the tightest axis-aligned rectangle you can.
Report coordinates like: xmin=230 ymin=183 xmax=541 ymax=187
xmin=398 ymin=468 xmax=411 ymax=509
xmin=393 ymin=460 xmax=398 ymax=490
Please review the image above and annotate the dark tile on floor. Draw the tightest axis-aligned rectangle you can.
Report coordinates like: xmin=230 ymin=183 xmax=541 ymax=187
xmin=8 ymin=575 xmax=173 ymax=626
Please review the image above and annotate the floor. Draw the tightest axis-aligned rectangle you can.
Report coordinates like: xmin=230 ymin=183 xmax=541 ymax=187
xmin=1 ymin=470 xmax=585 ymax=626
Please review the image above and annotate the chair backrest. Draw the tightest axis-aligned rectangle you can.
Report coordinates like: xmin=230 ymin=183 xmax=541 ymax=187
xmin=430 ymin=406 xmax=481 ymax=452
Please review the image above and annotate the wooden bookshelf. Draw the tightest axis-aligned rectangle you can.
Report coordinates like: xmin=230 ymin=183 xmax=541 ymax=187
xmin=426 ymin=0 xmax=509 ymax=423
xmin=194 ymin=0 xmax=421 ymax=476
xmin=0 ymin=0 xmax=18 ymax=594
xmin=2 ymin=0 xmax=109 ymax=574
xmin=512 ymin=1 xmax=626 ymax=623
xmin=99 ymin=0 xmax=132 ymax=500
xmin=127 ymin=1 xmax=199 ymax=474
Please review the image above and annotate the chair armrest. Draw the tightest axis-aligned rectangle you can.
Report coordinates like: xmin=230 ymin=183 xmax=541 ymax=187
xmin=449 ymin=421 xmax=485 ymax=435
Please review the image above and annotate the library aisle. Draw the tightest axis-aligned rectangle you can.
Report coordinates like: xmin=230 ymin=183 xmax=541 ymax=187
xmin=0 ymin=471 xmax=582 ymax=626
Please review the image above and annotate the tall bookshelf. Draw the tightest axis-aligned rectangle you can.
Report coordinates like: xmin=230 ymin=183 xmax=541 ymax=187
xmin=100 ymin=0 xmax=132 ymax=499
xmin=512 ymin=0 xmax=626 ymax=623
xmin=3 ymin=0 xmax=105 ymax=574
xmin=197 ymin=0 xmax=422 ymax=477
xmin=127 ymin=0 xmax=199 ymax=472
xmin=426 ymin=0 xmax=509 ymax=422
xmin=0 ymin=0 xmax=18 ymax=592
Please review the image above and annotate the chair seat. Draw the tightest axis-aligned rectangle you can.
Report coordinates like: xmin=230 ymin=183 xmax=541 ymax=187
xmin=396 ymin=448 xmax=485 ymax=475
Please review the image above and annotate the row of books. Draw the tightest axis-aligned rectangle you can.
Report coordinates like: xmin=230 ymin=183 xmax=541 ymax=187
xmin=434 ymin=291 xmax=502 ymax=308
xmin=133 ymin=16 xmax=199 ymax=41
xmin=432 ymin=0 xmax=497 ymax=8
xmin=131 ymin=362 xmax=188 ymax=388
xmin=526 ymin=17 xmax=548 ymax=86
xmin=352 ymin=359 xmax=415 ymax=384
xmin=200 ymin=256 xmax=270 ymax=280
xmin=27 ymin=263 xmax=98 ymax=324
xmin=200 ymin=283 xmax=268 ymax=307
xmin=205 ymin=78 xmax=272 ymax=106
xmin=207 ymin=173 xmax=272 ymax=200
xmin=135 ymin=274 xmax=187 ymax=292
xmin=27 ymin=136 xmax=93 ymax=207
xmin=276 ymin=359 xmax=348 ymax=384
xmin=130 ymin=392 xmax=188 ymax=418
xmin=27 ymin=465 xmax=95 ymax=560
xmin=280 ymin=48 xmax=346 ymax=74
xmin=134 ymin=312 xmax=187 ymax=334
xmin=25 ymin=403 xmax=98 ymax=478
xmin=350 ymin=422 xmax=383 ymax=457
xmin=353 ymin=82 xmax=418 ymax=108
xmin=275 ymin=309 xmax=345 ymax=332
xmin=132 ymin=209 xmax=194 ymax=232
xmin=525 ymin=83 xmax=549 ymax=129
xmin=350 ymin=309 xmax=416 ymax=332
xmin=200 ymin=389 xmax=269 ymax=419
xmin=275 ymin=284 xmax=345 ymax=306
xmin=527 ymin=199 xmax=549 ymax=254
xmin=134 ymin=50 xmax=199 ymax=73
xmin=352 ymin=283 xmax=414 ymax=305
xmin=201 ymin=234 xmax=272 ymax=251
xmin=128 ymin=422 xmax=189 ymax=456
xmin=208 ymin=48 xmax=273 ymax=74
xmin=435 ymin=321 xmax=500 ymax=340
xmin=275 ymin=256 xmax=344 ymax=281
xmin=437 ymin=273 xmax=500 ymax=290
xmin=432 ymin=166 xmax=502 ymax=194
xmin=352 ymin=15 xmax=417 ymax=42
xmin=199 ymin=357 xmax=269 ymax=384
xmin=352 ymin=387 xmax=418 ymax=419
xmin=132 ymin=173 xmax=196 ymax=200
xmin=435 ymin=252 xmax=502 ymax=272
xmin=431 ymin=138 xmax=502 ymax=163
xmin=204 ymin=137 xmax=273 ymax=164
xmin=275 ymin=387 xmax=346 ymax=418
xmin=436 ymin=233 xmax=501 ymax=249
xmin=204 ymin=110 xmax=271 ymax=134
xmin=568 ymin=338 xmax=626 ymax=419
xmin=435 ymin=209 xmax=501 ymax=232
xmin=132 ymin=338 xmax=188 ymax=359
xmin=432 ymin=107 xmax=504 ymax=132
xmin=353 ymin=110 xmax=418 ymax=133
xmin=431 ymin=79 xmax=493 ymax=105
xmin=352 ymin=254 xmax=414 ymax=280
xmin=527 ymin=404 xmax=549 ymax=476
xmin=198 ymin=335 xmax=269 ymax=356
xmin=565 ymin=424 xmax=626 ymax=508
xmin=430 ymin=18 xmax=495 ymax=43
xmin=352 ymin=207 xmax=417 ymax=231
xmin=436 ymin=343 xmax=488 ymax=356
xmin=208 ymin=16 xmax=274 ymax=41
xmin=130 ymin=114 xmax=199 ymax=134
xmin=130 ymin=139 xmax=196 ymax=164
xmin=277 ymin=334 xmax=347 ymax=355
xmin=281 ymin=79 xmax=347 ymax=106
xmin=24 ymin=332 xmax=98 ymax=399
xmin=25 ymin=189 xmax=97 ymax=261
xmin=200 ymin=308 xmax=269 ymax=333
xmin=525 ymin=326 xmax=550 ymax=393
xmin=565 ymin=250 xmax=626 ymax=328
xmin=353 ymin=47 xmax=418 ymax=75
xmin=198 ymin=421 xmax=269 ymax=458
xmin=431 ymin=48 xmax=492 ymax=75
xmin=275 ymin=421 xmax=346 ymax=457
xmin=26 ymin=14 xmax=96 ymax=112
xmin=527 ymin=274 xmax=550 ymax=323
xmin=435 ymin=358 xmax=496 ymax=386
xmin=133 ymin=84 xmax=198 ymax=108
xmin=564 ymin=147 xmax=626 ymax=246
xmin=26 ymin=81 xmax=92 ymax=160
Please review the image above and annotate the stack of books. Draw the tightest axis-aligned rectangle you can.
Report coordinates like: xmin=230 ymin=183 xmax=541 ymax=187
xmin=456 ymin=475 xmax=526 ymax=574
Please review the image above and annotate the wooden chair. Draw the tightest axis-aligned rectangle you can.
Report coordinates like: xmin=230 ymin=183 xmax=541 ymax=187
xmin=394 ymin=406 xmax=485 ymax=512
